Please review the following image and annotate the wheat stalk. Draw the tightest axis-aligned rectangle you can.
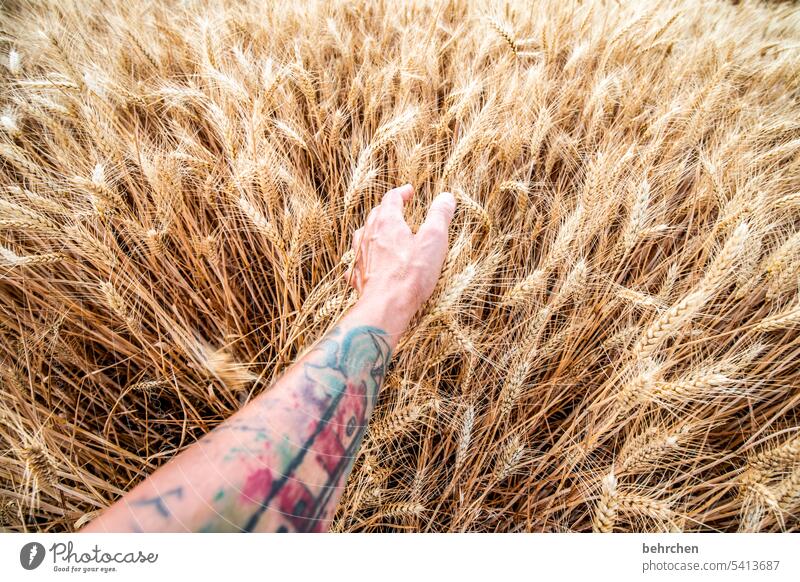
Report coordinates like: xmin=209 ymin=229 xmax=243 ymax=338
xmin=750 ymin=436 xmax=800 ymax=473
xmin=127 ymin=379 xmax=168 ymax=392
xmin=620 ymin=179 xmax=651 ymax=253
xmin=237 ymin=194 xmax=283 ymax=249
xmin=455 ymin=405 xmax=475 ymax=471
xmin=503 ymin=269 xmax=546 ymax=306
xmin=487 ymin=18 xmax=519 ymax=56
xmin=20 ymin=443 xmax=58 ymax=509
xmin=632 ymin=291 xmax=707 ymax=360
xmin=617 ymin=494 xmax=677 ymax=530
xmin=492 ymin=434 xmax=525 ymax=483
xmin=368 ymin=400 xmax=434 ymax=444
xmin=592 ymin=472 xmax=619 ymax=533
xmin=755 ymin=304 xmax=800 ymax=332
xmin=618 ymin=424 xmax=691 ymax=474
xmin=499 ymin=358 xmax=530 ymax=419
xmin=377 ymin=503 xmax=425 ymax=519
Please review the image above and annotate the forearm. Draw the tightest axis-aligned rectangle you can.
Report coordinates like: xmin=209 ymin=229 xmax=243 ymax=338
xmin=83 ymin=293 xmax=413 ymax=532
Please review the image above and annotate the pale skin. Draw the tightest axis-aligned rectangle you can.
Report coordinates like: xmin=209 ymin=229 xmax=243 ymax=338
xmin=83 ymin=184 xmax=456 ymax=532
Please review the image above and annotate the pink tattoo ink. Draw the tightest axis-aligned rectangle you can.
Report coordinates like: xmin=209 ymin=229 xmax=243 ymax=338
xmin=240 ymin=468 xmax=273 ymax=504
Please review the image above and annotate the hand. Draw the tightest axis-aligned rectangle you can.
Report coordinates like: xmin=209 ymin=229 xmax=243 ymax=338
xmin=346 ymin=184 xmax=456 ymax=320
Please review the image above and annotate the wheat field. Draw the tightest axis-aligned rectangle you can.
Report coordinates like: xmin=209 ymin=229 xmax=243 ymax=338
xmin=1 ymin=0 xmax=799 ymax=532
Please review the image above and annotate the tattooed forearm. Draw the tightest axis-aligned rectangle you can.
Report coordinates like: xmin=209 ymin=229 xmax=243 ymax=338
xmin=201 ymin=325 xmax=391 ymax=532
xmin=83 ymin=321 xmax=394 ymax=533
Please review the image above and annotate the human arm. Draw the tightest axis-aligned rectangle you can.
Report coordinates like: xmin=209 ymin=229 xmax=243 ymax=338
xmin=82 ymin=184 xmax=456 ymax=532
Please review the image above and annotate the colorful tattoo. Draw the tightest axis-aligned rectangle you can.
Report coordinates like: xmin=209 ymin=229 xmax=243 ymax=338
xmin=124 ymin=325 xmax=390 ymax=532
xmin=204 ymin=325 xmax=390 ymax=532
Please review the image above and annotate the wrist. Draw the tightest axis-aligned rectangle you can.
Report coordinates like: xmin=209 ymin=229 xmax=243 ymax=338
xmin=353 ymin=285 xmax=419 ymax=339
